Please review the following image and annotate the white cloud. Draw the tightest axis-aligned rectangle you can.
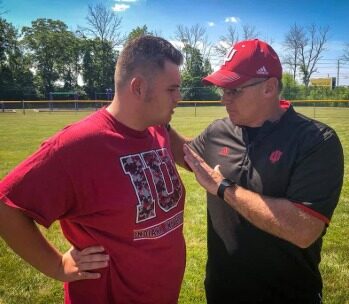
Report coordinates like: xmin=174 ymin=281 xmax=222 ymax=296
xmin=208 ymin=22 xmax=215 ymax=27
xmin=225 ymin=17 xmax=240 ymax=23
xmin=115 ymin=0 xmax=138 ymax=2
xmin=112 ymin=4 xmax=130 ymax=11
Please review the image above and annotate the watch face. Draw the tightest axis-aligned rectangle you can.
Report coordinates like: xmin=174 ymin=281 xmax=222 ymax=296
xmin=222 ymin=179 xmax=234 ymax=187
xmin=217 ymin=178 xmax=235 ymax=199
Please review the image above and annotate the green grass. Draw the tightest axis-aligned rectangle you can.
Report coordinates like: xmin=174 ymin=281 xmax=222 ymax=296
xmin=0 ymin=106 xmax=348 ymax=303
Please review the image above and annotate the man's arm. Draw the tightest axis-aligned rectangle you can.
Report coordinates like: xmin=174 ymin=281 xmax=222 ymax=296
xmin=0 ymin=201 xmax=109 ymax=281
xmin=183 ymin=144 xmax=325 ymax=248
xmin=168 ymin=126 xmax=192 ymax=168
xmin=223 ymin=187 xmax=325 ymax=248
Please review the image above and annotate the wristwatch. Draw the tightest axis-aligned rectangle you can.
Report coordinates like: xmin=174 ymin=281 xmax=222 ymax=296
xmin=217 ymin=178 xmax=236 ymax=200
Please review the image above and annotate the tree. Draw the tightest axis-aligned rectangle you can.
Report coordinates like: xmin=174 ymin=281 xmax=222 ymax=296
xmin=79 ymin=3 xmax=123 ymax=97
xmin=283 ymin=23 xmax=329 ymax=86
xmin=299 ymin=25 xmax=329 ymax=87
xmin=22 ymin=18 xmax=79 ymax=97
xmin=281 ymin=72 xmax=300 ymax=100
xmin=241 ymin=24 xmax=259 ymax=40
xmin=214 ymin=25 xmax=239 ymax=58
xmin=126 ymin=25 xmax=153 ymax=43
xmin=81 ymin=2 xmax=124 ymax=48
xmin=0 ymin=17 xmax=11 ymax=63
xmin=174 ymin=24 xmax=211 ymax=63
xmin=184 ymin=46 xmax=204 ymax=74
xmin=181 ymin=45 xmax=218 ymax=101
xmin=175 ymin=24 xmax=207 ymax=49
xmin=214 ymin=24 xmax=260 ymax=58
xmin=0 ymin=18 xmax=35 ymax=100
xmin=55 ymin=32 xmax=83 ymax=91
xmin=80 ymin=39 xmax=95 ymax=98
xmin=283 ymin=23 xmax=306 ymax=81
xmin=81 ymin=38 xmax=118 ymax=98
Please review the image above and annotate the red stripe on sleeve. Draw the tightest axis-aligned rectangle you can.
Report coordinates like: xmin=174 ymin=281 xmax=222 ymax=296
xmin=293 ymin=203 xmax=330 ymax=225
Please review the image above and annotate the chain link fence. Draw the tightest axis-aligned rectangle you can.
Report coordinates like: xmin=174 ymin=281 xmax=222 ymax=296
xmin=1 ymin=87 xmax=349 ymax=116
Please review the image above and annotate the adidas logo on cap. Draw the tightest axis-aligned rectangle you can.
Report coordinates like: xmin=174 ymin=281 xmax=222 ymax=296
xmin=256 ymin=66 xmax=269 ymax=75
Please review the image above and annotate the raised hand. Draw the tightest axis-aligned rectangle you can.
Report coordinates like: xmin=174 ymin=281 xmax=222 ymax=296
xmin=183 ymin=144 xmax=224 ymax=195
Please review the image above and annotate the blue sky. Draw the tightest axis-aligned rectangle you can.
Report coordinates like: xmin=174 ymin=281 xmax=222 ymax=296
xmin=3 ymin=0 xmax=349 ymax=84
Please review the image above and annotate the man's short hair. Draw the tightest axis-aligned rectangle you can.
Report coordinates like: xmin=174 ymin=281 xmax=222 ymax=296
xmin=115 ymin=35 xmax=183 ymax=89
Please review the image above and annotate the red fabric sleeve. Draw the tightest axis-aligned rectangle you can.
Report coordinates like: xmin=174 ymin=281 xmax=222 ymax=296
xmin=0 ymin=139 xmax=75 ymax=228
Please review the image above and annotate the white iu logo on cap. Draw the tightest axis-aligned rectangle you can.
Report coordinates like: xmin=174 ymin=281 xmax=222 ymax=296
xmin=224 ymin=47 xmax=237 ymax=65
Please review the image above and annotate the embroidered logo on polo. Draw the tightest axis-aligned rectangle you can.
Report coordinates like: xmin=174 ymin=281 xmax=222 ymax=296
xmin=269 ymin=150 xmax=283 ymax=164
xmin=120 ymin=148 xmax=183 ymax=223
xmin=256 ymin=66 xmax=269 ymax=75
xmin=218 ymin=147 xmax=230 ymax=156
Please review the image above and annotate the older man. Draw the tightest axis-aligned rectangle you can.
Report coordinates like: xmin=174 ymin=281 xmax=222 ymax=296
xmin=171 ymin=39 xmax=344 ymax=303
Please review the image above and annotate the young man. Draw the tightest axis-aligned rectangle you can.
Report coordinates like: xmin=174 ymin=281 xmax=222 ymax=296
xmin=0 ymin=36 xmax=185 ymax=304
xmin=171 ymin=39 xmax=344 ymax=303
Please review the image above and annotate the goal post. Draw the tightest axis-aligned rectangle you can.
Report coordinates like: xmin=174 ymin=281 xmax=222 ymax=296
xmin=49 ymin=91 xmax=80 ymax=111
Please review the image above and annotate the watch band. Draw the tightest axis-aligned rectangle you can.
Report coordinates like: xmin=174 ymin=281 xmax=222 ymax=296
xmin=217 ymin=178 xmax=236 ymax=200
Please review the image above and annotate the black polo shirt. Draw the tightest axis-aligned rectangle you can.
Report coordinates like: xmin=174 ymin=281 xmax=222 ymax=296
xmin=190 ymin=103 xmax=344 ymax=303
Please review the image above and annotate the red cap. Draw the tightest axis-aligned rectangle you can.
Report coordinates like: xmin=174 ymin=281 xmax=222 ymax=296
xmin=202 ymin=39 xmax=282 ymax=88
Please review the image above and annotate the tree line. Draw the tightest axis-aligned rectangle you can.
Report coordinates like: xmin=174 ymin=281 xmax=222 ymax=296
xmin=1 ymin=2 xmax=349 ymax=101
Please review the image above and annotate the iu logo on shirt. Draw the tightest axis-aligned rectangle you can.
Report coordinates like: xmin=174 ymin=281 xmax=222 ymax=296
xmin=269 ymin=150 xmax=283 ymax=164
xmin=120 ymin=148 xmax=183 ymax=223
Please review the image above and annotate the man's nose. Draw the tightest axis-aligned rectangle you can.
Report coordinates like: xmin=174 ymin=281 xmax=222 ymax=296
xmin=174 ymin=92 xmax=182 ymax=104
xmin=221 ymin=96 xmax=234 ymax=105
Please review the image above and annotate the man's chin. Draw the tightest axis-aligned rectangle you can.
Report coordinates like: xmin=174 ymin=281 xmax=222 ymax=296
xmin=166 ymin=112 xmax=173 ymax=123
xmin=228 ymin=114 xmax=238 ymax=125
xmin=159 ymin=117 xmax=171 ymax=126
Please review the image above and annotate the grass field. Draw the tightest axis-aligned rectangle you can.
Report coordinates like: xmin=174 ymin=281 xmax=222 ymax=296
xmin=0 ymin=106 xmax=348 ymax=303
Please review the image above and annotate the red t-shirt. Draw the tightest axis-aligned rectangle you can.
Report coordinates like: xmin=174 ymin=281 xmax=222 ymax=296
xmin=0 ymin=109 xmax=186 ymax=304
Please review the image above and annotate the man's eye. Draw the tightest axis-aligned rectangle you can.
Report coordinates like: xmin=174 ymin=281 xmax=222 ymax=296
xmin=226 ymin=89 xmax=239 ymax=95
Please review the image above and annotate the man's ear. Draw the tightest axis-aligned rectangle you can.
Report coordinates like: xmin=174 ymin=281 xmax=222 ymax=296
xmin=263 ymin=78 xmax=278 ymax=97
xmin=130 ymin=76 xmax=145 ymax=97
